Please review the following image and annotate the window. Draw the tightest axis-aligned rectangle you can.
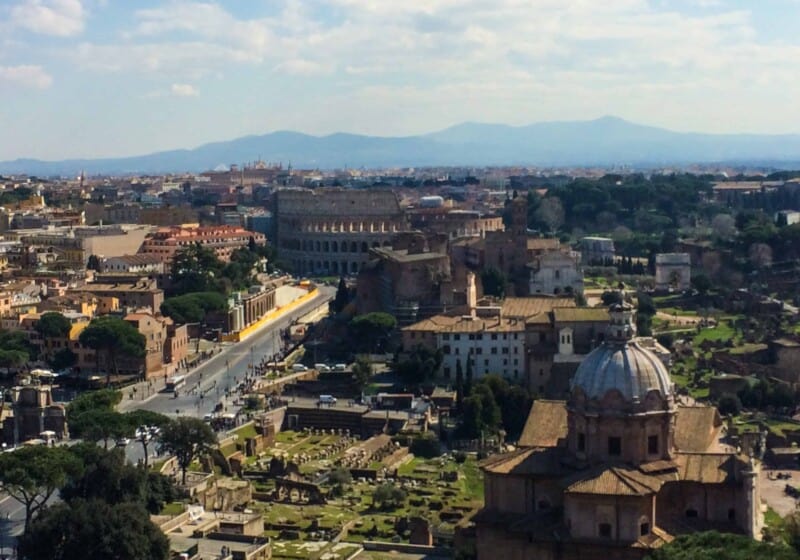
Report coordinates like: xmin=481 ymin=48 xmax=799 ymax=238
xmin=502 ymin=347 xmax=509 ymax=354
xmin=728 ymin=508 xmax=736 ymax=521
xmin=476 ymin=348 xmax=483 ymax=355
xmin=539 ymin=368 xmax=544 ymax=377
xmin=454 ymin=334 xmax=461 ymax=341
xmin=608 ymin=437 xmax=621 ymax=456
xmin=640 ymin=522 xmax=650 ymax=536
xmin=491 ymin=347 xmax=497 ymax=354
xmin=598 ymin=523 xmax=612 ymax=538
xmin=468 ymin=334 xmax=474 ymax=340
xmin=539 ymin=332 xmax=546 ymax=342
xmin=484 ymin=359 xmax=489 ymax=367
xmin=491 ymin=333 xmax=498 ymax=340
xmin=578 ymin=433 xmax=586 ymax=452
xmin=442 ymin=334 xmax=450 ymax=341
xmin=443 ymin=345 xmax=451 ymax=355
xmin=685 ymin=509 xmax=698 ymax=518
xmin=443 ymin=367 xmax=451 ymax=379
xmin=648 ymin=435 xmax=659 ymax=455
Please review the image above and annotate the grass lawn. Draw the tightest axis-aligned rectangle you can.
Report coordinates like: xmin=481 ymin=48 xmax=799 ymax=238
xmin=233 ymin=423 xmax=258 ymax=440
xmin=693 ymin=321 xmax=736 ymax=345
xmin=160 ymin=502 xmax=185 ymax=516
xmin=659 ymin=307 xmax=698 ymax=316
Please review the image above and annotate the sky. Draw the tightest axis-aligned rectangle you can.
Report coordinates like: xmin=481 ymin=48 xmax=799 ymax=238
xmin=2 ymin=0 xmax=800 ymax=160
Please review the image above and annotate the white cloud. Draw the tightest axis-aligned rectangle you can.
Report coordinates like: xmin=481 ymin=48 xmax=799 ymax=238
xmin=170 ymin=83 xmax=199 ymax=97
xmin=9 ymin=0 xmax=86 ymax=37
xmin=0 ymin=64 xmax=52 ymax=89
xmin=34 ymin=1 xmax=800 ymax=134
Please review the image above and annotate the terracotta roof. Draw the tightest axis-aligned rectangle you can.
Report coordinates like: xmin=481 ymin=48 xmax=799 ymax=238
xmin=674 ymin=406 xmax=720 ymax=453
xmin=553 ymin=307 xmax=609 ymax=323
xmin=526 ymin=238 xmax=561 ymax=251
xmin=402 ymin=314 xmax=525 ymax=334
xmin=674 ymin=453 xmax=742 ymax=484
xmin=562 ymin=465 xmax=664 ymax=496
xmin=480 ymin=447 xmax=562 ymax=476
xmin=501 ymin=297 xmax=574 ymax=319
xmin=518 ymin=400 xmax=568 ymax=448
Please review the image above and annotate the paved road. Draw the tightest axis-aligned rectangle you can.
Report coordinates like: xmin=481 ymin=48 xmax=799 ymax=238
xmin=121 ymin=286 xmax=333 ymax=464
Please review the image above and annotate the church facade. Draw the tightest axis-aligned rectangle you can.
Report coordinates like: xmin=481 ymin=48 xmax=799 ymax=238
xmin=475 ymin=302 xmax=762 ymax=559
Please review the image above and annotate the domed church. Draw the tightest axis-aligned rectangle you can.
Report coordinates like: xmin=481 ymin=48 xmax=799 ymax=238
xmin=475 ymin=302 xmax=762 ymax=559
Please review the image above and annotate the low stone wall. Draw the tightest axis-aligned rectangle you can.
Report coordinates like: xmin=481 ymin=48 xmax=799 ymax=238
xmin=362 ymin=541 xmax=450 ymax=556
xmin=156 ymin=510 xmax=190 ymax=533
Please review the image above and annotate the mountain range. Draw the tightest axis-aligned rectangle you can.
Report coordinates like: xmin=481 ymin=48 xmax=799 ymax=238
xmin=4 ymin=116 xmax=800 ymax=175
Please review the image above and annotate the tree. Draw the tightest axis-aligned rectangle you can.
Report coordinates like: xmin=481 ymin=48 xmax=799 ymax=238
xmin=692 ymin=273 xmax=712 ymax=296
xmin=465 ymin=357 xmax=474 ymax=397
xmin=711 ymin=214 xmax=737 ymax=241
xmin=158 ymin=417 xmax=217 ymax=485
xmin=50 ymin=347 xmax=77 ymax=371
xmin=749 ymin=242 xmax=773 ymax=268
xmin=601 ymin=290 xmax=623 ymax=306
xmin=18 ymin=499 xmax=170 ymax=560
xmin=0 ymin=445 xmax=83 ymax=533
xmin=124 ymin=410 xmax=171 ymax=469
xmin=717 ymin=393 xmax=742 ymax=416
xmin=455 ymin=359 xmax=464 ymax=412
xmin=169 ymin=243 xmax=224 ymax=295
xmin=534 ymin=196 xmax=565 ymax=234
xmin=160 ymin=292 xmax=228 ymax=324
xmin=62 ymin=443 xmax=175 ymax=514
xmin=350 ymin=312 xmax=397 ymax=353
xmin=0 ymin=348 xmax=28 ymax=376
xmin=79 ymin=316 xmax=146 ymax=384
xmin=35 ymin=312 xmax=72 ymax=340
xmin=645 ymin=530 xmax=797 ymax=560
xmin=351 ymin=356 xmax=373 ymax=393
xmin=66 ymin=389 xmax=122 ymax=439
xmin=481 ymin=267 xmax=506 ymax=298
xmin=68 ymin=408 xmax=130 ymax=449
xmin=372 ymin=483 xmax=407 ymax=510
xmin=395 ymin=345 xmax=443 ymax=386
xmin=332 ymin=276 xmax=349 ymax=313
xmin=0 ymin=330 xmax=36 ymax=373
xmin=86 ymin=254 xmax=101 ymax=271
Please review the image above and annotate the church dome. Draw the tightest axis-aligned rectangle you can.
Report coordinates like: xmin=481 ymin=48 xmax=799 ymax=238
xmin=570 ymin=301 xmax=672 ymax=407
xmin=570 ymin=340 xmax=672 ymax=404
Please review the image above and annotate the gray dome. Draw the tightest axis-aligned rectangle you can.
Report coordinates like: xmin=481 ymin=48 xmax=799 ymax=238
xmin=570 ymin=340 xmax=672 ymax=404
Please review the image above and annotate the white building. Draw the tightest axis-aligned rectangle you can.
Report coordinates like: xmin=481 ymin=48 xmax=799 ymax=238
xmin=437 ymin=311 xmax=526 ymax=382
xmin=655 ymin=253 xmax=691 ymax=291
xmin=100 ymin=254 xmax=165 ymax=274
xmin=528 ymin=251 xmax=584 ymax=295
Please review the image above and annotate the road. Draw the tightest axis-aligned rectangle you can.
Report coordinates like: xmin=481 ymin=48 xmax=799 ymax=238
xmin=120 ymin=285 xmax=334 ymax=464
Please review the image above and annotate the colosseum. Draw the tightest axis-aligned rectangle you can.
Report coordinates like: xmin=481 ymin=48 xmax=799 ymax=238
xmin=273 ymin=188 xmax=408 ymax=275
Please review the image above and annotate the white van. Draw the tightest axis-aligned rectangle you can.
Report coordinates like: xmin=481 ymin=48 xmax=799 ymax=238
xmin=315 ymin=363 xmax=331 ymax=373
xmin=291 ymin=364 xmax=308 ymax=372
xmin=333 ymin=363 xmax=347 ymax=372
xmin=318 ymin=395 xmax=337 ymax=405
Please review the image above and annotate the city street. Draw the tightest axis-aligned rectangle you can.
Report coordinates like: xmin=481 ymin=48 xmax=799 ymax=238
xmin=120 ymin=285 xmax=334 ymax=464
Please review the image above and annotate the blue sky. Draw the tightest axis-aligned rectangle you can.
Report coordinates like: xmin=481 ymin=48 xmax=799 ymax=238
xmin=2 ymin=0 xmax=800 ymax=160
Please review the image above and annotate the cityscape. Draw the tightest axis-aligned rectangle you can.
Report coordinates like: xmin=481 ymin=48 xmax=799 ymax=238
xmin=2 ymin=2 xmax=800 ymax=560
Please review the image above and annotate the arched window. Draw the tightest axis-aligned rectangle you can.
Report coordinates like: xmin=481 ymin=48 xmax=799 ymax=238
xmin=639 ymin=516 xmax=650 ymax=536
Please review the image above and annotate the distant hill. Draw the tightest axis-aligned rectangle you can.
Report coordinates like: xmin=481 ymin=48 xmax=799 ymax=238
xmin=5 ymin=116 xmax=800 ymax=175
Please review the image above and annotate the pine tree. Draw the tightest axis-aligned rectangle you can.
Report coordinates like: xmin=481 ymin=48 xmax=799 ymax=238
xmin=465 ymin=357 xmax=474 ymax=397
xmin=455 ymin=359 xmax=464 ymax=412
xmin=332 ymin=277 xmax=349 ymax=313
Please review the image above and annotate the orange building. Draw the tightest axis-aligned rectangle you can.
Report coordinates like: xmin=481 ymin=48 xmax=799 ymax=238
xmin=138 ymin=225 xmax=266 ymax=264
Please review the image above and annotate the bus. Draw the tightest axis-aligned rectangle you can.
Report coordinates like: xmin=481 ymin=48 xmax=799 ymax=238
xmin=166 ymin=375 xmax=186 ymax=392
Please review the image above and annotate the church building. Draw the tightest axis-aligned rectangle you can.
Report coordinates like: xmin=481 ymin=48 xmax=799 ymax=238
xmin=475 ymin=302 xmax=762 ymax=559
